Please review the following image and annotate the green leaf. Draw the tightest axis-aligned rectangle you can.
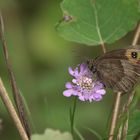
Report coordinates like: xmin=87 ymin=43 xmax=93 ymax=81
xmin=57 ymin=0 xmax=140 ymax=45
xmin=126 ymin=110 xmax=140 ymax=140
xmin=31 ymin=128 xmax=73 ymax=140
xmin=74 ymin=127 xmax=85 ymax=140
xmin=84 ymin=127 xmax=102 ymax=140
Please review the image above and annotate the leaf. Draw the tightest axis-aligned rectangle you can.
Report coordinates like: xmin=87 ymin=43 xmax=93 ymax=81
xmin=31 ymin=128 xmax=73 ymax=140
xmin=57 ymin=0 xmax=140 ymax=45
xmin=84 ymin=127 xmax=102 ymax=140
xmin=126 ymin=110 xmax=140 ymax=140
xmin=74 ymin=127 xmax=85 ymax=140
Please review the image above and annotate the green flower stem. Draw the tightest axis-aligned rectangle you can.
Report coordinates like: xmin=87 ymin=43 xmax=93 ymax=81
xmin=70 ymin=97 xmax=77 ymax=138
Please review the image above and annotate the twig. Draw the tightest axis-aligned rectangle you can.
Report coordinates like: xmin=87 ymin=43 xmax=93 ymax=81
xmin=108 ymin=92 xmax=122 ymax=140
xmin=121 ymin=114 xmax=129 ymax=140
xmin=117 ymin=125 xmax=122 ymax=140
xmin=132 ymin=23 xmax=140 ymax=46
xmin=0 ymin=13 xmax=31 ymax=138
xmin=120 ymin=91 xmax=135 ymax=139
xmin=101 ymin=43 xmax=106 ymax=53
xmin=116 ymin=93 xmax=132 ymax=140
xmin=0 ymin=78 xmax=29 ymax=140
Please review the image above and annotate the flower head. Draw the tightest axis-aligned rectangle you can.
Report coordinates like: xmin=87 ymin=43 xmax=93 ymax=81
xmin=63 ymin=63 xmax=106 ymax=102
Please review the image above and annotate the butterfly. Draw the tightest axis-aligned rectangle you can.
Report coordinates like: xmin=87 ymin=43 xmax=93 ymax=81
xmin=87 ymin=45 xmax=140 ymax=93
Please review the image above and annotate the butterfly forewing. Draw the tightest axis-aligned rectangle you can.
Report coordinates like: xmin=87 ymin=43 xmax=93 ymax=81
xmin=93 ymin=46 xmax=140 ymax=93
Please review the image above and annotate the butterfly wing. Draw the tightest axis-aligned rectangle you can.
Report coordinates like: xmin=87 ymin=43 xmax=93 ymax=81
xmin=95 ymin=47 xmax=140 ymax=93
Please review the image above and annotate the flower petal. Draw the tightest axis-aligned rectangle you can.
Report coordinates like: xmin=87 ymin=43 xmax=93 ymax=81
xmin=72 ymin=79 xmax=77 ymax=84
xmin=78 ymin=95 xmax=85 ymax=101
xmin=68 ymin=67 xmax=74 ymax=76
xmin=65 ymin=82 xmax=73 ymax=89
xmin=74 ymin=67 xmax=79 ymax=76
xmin=63 ymin=89 xmax=73 ymax=97
xmin=96 ymin=89 xmax=106 ymax=95
xmin=94 ymin=83 xmax=104 ymax=90
xmin=80 ymin=63 xmax=87 ymax=73
xmin=92 ymin=94 xmax=102 ymax=101
xmin=68 ymin=67 xmax=79 ymax=77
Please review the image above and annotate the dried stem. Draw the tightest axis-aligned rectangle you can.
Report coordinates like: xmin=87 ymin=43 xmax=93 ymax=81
xmin=122 ymin=115 xmax=129 ymax=140
xmin=132 ymin=23 xmax=140 ymax=46
xmin=117 ymin=91 xmax=134 ymax=139
xmin=0 ymin=13 xmax=31 ymax=138
xmin=120 ymin=91 xmax=135 ymax=139
xmin=108 ymin=92 xmax=122 ymax=140
xmin=117 ymin=125 xmax=122 ymax=140
xmin=0 ymin=78 xmax=29 ymax=140
xmin=101 ymin=43 xmax=106 ymax=53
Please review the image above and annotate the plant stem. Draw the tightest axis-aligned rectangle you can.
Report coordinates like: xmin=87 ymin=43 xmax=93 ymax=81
xmin=0 ymin=12 xmax=31 ymax=138
xmin=121 ymin=115 xmax=129 ymax=140
xmin=101 ymin=43 xmax=106 ymax=53
xmin=70 ymin=97 xmax=77 ymax=138
xmin=120 ymin=91 xmax=135 ymax=139
xmin=108 ymin=92 xmax=122 ymax=140
xmin=117 ymin=125 xmax=122 ymax=140
xmin=0 ymin=78 xmax=29 ymax=140
xmin=132 ymin=23 xmax=140 ymax=45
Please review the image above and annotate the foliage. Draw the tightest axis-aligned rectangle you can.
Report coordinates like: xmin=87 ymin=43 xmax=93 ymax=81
xmin=126 ymin=110 xmax=140 ymax=140
xmin=57 ymin=0 xmax=140 ymax=45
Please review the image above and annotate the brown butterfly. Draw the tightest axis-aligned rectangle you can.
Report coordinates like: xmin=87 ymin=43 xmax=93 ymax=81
xmin=87 ymin=45 xmax=140 ymax=93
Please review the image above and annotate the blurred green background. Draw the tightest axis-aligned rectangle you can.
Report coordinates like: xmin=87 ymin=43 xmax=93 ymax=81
xmin=0 ymin=0 xmax=139 ymax=140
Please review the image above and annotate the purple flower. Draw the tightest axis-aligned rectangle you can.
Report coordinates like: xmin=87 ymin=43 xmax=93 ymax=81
xmin=63 ymin=63 xmax=106 ymax=102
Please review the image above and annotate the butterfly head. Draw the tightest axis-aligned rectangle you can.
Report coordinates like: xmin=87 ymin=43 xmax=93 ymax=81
xmin=86 ymin=59 xmax=97 ymax=73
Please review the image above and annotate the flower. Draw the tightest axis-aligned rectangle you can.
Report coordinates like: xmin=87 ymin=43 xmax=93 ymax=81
xmin=63 ymin=63 xmax=106 ymax=102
